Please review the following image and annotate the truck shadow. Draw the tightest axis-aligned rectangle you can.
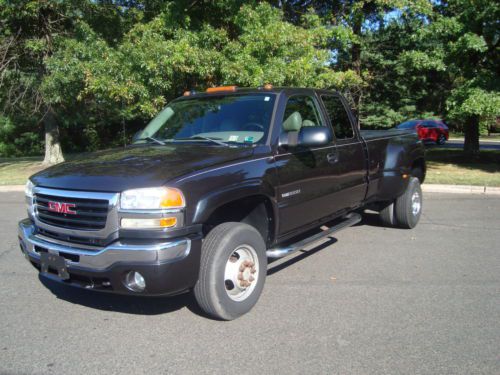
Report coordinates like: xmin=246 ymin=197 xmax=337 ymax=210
xmin=355 ymin=211 xmax=386 ymax=228
xmin=38 ymin=239 xmax=341 ymax=318
xmin=39 ymin=276 xmax=208 ymax=317
xmin=38 ymin=220 xmax=377 ymax=317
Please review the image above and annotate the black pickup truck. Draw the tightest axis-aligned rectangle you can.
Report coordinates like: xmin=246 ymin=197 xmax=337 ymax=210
xmin=19 ymin=86 xmax=425 ymax=320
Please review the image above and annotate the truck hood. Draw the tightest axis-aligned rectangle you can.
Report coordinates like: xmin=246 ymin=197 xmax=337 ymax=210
xmin=31 ymin=144 xmax=254 ymax=192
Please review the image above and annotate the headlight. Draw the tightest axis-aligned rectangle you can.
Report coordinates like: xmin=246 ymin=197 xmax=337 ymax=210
xmin=25 ymin=180 xmax=34 ymax=199
xmin=25 ymin=180 xmax=35 ymax=217
xmin=120 ymin=187 xmax=185 ymax=210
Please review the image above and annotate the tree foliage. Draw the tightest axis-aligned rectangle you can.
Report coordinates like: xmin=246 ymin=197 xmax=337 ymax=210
xmin=0 ymin=0 xmax=498 ymax=159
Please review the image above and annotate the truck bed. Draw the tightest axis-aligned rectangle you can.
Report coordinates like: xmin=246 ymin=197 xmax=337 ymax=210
xmin=360 ymin=128 xmax=414 ymax=140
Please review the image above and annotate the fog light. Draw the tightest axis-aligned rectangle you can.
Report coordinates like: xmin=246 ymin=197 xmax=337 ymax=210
xmin=121 ymin=217 xmax=177 ymax=229
xmin=124 ymin=271 xmax=146 ymax=292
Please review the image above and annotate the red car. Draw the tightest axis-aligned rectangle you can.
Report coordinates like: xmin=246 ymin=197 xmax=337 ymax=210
xmin=396 ymin=119 xmax=449 ymax=145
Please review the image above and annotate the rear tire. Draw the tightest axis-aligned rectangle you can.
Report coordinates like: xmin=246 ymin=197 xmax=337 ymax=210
xmin=194 ymin=222 xmax=267 ymax=320
xmin=394 ymin=177 xmax=422 ymax=229
xmin=437 ymin=134 xmax=446 ymax=145
xmin=379 ymin=202 xmax=396 ymax=227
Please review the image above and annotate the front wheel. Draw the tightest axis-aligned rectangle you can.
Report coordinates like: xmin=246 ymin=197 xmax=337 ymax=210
xmin=194 ymin=222 xmax=267 ymax=320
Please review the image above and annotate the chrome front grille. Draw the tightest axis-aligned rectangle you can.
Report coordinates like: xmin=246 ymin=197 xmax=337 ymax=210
xmin=34 ymin=193 xmax=109 ymax=231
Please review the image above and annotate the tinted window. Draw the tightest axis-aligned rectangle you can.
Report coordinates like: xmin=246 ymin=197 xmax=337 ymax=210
xmin=282 ymin=95 xmax=324 ymax=130
xmin=321 ymin=95 xmax=354 ymax=139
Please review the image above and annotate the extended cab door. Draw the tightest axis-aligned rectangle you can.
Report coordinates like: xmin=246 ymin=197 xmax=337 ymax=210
xmin=319 ymin=93 xmax=367 ymax=210
xmin=275 ymin=92 xmax=364 ymax=236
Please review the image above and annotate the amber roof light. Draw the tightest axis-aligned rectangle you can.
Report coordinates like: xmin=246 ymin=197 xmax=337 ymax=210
xmin=206 ymin=85 xmax=237 ymax=93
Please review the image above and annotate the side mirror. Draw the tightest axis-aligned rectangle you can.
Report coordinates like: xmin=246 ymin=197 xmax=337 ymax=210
xmin=298 ymin=126 xmax=332 ymax=147
xmin=279 ymin=126 xmax=332 ymax=149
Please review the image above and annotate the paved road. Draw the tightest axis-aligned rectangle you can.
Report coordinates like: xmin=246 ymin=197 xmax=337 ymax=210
xmin=437 ymin=139 xmax=500 ymax=150
xmin=1 ymin=192 xmax=499 ymax=375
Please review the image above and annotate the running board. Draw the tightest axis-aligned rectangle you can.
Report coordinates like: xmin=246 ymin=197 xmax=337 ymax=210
xmin=266 ymin=213 xmax=362 ymax=259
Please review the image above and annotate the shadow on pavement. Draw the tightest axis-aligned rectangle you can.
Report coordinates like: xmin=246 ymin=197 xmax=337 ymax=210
xmin=267 ymin=238 xmax=338 ymax=276
xmin=355 ymin=211 xmax=386 ymax=228
xmin=37 ymin=213 xmax=385 ymax=317
xmin=39 ymin=275 xmax=209 ymax=317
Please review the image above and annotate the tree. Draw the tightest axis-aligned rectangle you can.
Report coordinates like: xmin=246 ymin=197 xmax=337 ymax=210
xmin=0 ymin=0 xmax=142 ymax=163
xmin=43 ymin=3 xmax=361 ymax=128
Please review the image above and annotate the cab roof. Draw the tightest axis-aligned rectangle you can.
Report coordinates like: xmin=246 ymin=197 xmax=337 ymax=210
xmin=179 ymin=85 xmax=339 ymax=99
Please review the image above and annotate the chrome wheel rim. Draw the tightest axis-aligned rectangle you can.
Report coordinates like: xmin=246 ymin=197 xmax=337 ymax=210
xmin=411 ymin=191 xmax=421 ymax=216
xmin=224 ymin=245 xmax=259 ymax=301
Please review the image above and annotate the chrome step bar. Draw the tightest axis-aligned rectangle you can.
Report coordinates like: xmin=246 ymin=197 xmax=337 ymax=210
xmin=266 ymin=213 xmax=362 ymax=259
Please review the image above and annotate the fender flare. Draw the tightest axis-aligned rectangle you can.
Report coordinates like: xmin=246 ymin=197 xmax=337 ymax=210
xmin=191 ymin=180 xmax=278 ymax=228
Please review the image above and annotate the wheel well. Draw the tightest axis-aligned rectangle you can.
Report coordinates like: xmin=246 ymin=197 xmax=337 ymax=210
xmin=411 ymin=158 xmax=426 ymax=183
xmin=203 ymin=195 xmax=275 ymax=247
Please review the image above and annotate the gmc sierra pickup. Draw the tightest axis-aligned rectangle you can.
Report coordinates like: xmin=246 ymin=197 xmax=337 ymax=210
xmin=19 ymin=86 xmax=425 ymax=320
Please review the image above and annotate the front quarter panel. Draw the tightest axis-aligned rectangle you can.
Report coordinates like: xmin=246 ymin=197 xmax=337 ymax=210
xmin=171 ymin=147 xmax=279 ymax=226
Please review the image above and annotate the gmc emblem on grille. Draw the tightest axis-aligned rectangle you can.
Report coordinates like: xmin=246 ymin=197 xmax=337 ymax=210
xmin=48 ymin=201 xmax=77 ymax=215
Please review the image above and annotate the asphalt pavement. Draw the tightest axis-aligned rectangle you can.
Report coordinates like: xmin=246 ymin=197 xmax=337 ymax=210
xmin=0 ymin=192 xmax=499 ymax=375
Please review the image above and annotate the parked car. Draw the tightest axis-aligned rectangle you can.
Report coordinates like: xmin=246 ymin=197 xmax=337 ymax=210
xmin=396 ymin=119 xmax=449 ymax=145
xmin=19 ymin=86 xmax=426 ymax=320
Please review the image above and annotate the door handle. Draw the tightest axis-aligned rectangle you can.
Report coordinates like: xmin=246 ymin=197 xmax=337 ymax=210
xmin=327 ymin=152 xmax=339 ymax=164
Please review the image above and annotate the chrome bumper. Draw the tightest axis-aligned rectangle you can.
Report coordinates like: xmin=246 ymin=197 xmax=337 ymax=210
xmin=18 ymin=218 xmax=191 ymax=270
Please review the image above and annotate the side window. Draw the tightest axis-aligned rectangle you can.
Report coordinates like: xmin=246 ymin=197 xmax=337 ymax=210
xmin=282 ymin=95 xmax=324 ymax=132
xmin=321 ymin=95 xmax=354 ymax=140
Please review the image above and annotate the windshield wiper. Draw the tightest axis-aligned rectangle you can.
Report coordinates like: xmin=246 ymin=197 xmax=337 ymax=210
xmin=139 ymin=136 xmax=166 ymax=145
xmin=175 ymin=136 xmax=229 ymax=147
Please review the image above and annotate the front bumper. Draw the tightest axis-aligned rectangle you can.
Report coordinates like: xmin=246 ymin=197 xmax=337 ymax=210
xmin=18 ymin=219 xmax=201 ymax=296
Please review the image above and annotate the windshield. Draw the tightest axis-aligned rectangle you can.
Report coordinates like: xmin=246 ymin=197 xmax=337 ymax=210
xmin=134 ymin=93 xmax=277 ymax=145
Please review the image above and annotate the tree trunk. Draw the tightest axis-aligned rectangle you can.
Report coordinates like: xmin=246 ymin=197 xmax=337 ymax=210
xmin=42 ymin=108 xmax=64 ymax=165
xmin=463 ymin=114 xmax=480 ymax=156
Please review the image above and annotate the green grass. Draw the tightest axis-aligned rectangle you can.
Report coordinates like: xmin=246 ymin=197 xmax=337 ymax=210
xmin=425 ymin=149 xmax=500 ymax=187
xmin=1 ymin=148 xmax=499 ymax=187
xmin=0 ymin=156 xmax=45 ymax=185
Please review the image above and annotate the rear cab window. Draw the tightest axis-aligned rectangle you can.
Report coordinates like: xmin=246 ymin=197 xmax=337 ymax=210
xmin=320 ymin=95 xmax=355 ymax=142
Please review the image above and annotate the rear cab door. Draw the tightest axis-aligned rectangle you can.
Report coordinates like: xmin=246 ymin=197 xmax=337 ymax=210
xmin=317 ymin=91 xmax=368 ymax=210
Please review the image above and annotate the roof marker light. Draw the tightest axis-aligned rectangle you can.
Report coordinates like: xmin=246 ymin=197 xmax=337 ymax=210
xmin=206 ymin=85 xmax=237 ymax=93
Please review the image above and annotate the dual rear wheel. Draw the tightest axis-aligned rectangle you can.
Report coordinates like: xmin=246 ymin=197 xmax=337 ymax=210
xmin=379 ymin=177 xmax=423 ymax=229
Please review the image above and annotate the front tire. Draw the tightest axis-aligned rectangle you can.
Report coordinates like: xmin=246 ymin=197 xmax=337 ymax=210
xmin=194 ymin=222 xmax=267 ymax=320
xmin=437 ymin=134 xmax=446 ymax=145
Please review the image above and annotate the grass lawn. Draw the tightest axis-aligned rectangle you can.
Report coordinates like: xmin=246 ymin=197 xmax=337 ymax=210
xmin=1 ymin=148 xmax=499 ymax=187
xmin=0 ymin=156 xmax=45 ymax=185
xmin=425 ymin=148 xmax=500 ymax=187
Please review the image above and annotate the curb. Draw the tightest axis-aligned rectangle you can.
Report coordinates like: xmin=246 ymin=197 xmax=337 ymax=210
xmin=1 ymin=184 xmax=499 ymax=195
xmin=448 ymin=138 xmax=500 ymax=143
xmin=422 ymin=184 xmax=500 ymax=195
xmin=0 ymin=185 xmax=24 ymax=192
